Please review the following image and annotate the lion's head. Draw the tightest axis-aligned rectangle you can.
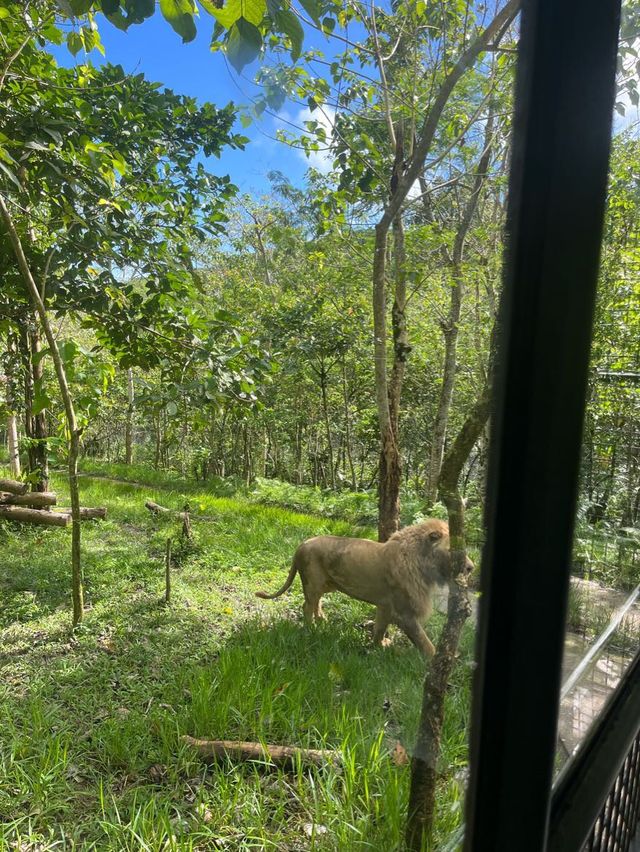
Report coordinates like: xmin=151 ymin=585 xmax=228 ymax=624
xmin=390 ymin=519 xmax=474 ymax=584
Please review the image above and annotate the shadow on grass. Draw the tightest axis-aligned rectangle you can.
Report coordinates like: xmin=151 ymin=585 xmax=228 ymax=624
xmin=1 ymin=583 xmax=474 ymax=849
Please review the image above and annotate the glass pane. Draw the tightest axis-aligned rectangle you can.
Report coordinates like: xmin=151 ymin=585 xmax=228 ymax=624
xmin=557 ymin=24 xmax=640 ymax=775
xmin=0 ymin=3 xmax=521 ymax=851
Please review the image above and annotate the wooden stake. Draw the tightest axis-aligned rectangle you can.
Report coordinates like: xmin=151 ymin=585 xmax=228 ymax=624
xmin=181 ymin=503 xmax=192 ymax=541
xmin=165 ymin=537 xmax=172 ymax=604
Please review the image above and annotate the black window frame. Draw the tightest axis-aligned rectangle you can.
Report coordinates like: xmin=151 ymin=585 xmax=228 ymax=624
xmin=460 ymin=0 xmax=639 ymax=850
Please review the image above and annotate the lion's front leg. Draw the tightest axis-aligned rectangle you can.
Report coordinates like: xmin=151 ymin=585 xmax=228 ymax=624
xmin=396 ymin=616 xmax=436 ymax=659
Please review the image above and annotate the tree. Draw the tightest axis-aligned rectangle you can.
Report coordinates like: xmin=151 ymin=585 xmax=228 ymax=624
xmin=0 ymin=5 xmax=246 ymax=624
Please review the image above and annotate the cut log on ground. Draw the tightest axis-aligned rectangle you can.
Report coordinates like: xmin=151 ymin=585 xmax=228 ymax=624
xmin=54 ymin=507 xmax=107 ymax=520
xmin=0 ymin=506 xmax=70 ymax=527
xmin=0 ymin=491 xmax=57 ymax=508
xmin=145 ymin=500 xmax=188 ymax=520
xmin=181 ymin=736 xmax=342 ymax=770
xmin=0 ymin=478 xmax=28 ymax=496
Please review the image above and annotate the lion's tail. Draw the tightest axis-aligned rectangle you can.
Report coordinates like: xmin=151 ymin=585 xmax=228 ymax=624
xmin=255 ymin=556 xmax=299 ymax=600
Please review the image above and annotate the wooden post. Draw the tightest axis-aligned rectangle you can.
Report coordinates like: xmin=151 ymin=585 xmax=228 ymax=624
xmin=181 ymin=503 xmax=192 ymax=541
xmin=165 ymin=537 xmax=172 ymax=604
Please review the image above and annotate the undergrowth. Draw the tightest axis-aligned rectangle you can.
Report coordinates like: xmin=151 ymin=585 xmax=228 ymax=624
xmin=0 ymin=464 xmax=474 ymax=851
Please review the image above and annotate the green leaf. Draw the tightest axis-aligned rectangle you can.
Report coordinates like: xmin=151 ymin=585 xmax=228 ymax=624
xmin=159 ymin=0 xmax=197 ymax=42
xmin=275 ymin=8 xmax=303 ymax=61
xmin=69 ymin=0 xmax=94 ymax=12
xmin=298 ymin=0 xmax=321 ymax=25
xmin=67 ymin=30 xmax=84 ymax=56
xmin=32 ymin=348 xmax=51 ymax=367
xmin=59 ymin=340 xmax=79 ymax=364
xmin=101 ymin=0 xmax=120 ymax=13
xmin=321 ymin=15 xmax=335 ymax=32
xmin=0 ymin=160 xmax=21 ymax=189
xmin=132 ymin=0 xmax=155 ymax=17
xmin=166 ymin=401 xmax=178 ymax=416
xmin=266 ymin=0 xmax=281 ymax=18
xmin=226 ymin=18 xmax=262 ymax=71
xmin=240 ymin=113 xmax=253 ymax=128
xmin=208 ymin=0 xmax=265 ymax=29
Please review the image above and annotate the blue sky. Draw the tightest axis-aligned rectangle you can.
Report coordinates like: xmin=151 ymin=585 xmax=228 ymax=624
xmin=61 ymin=13 xmax=325 ymax=197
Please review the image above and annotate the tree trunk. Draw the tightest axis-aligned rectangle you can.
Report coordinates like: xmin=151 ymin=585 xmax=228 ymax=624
xmin=377 ymin=207 xmax=409 ymax=541
xmin=243 ymin=424 xmax=252 ymax=485
xmin=406 ymin=328 xmax=495 ymax=850
xmin=0 ymin=194 xmax=83 ymax=626
xmin=19 ymin=323 xmax=49 ymax=491
xmin=319 ymin=363 xmax=336 ymax=490
xmin=7 ymin=413 xmax=20 ymax=478
xmin=125 ymin=367 xmax=134 ymax=465
xmin=342 ymin=357 xmax=357 ymax=490
xmin=425 ymin=120 xmax=494 ymax=508
xmin=4 ymin=334 xmax=21 ymax=478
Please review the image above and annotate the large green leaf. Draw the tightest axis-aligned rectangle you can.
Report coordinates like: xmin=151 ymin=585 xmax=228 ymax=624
xmin=159 ymin=0 xmax=197 ymax=42
xmin=298 ymin=0 xmax=321 ymax=25
xmin=275 ymin=9 xmax=303 ymax=61
xmin=206 ymin=0 xmax=265 ymax=29
xmin=225 ymin=17 xmax=262 ymax=71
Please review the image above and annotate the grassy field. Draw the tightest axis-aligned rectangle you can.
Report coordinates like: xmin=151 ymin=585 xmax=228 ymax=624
xmin=0 ymin=465 xmax=474 ymax=851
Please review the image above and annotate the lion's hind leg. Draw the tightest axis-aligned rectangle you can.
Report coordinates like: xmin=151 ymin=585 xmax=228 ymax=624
xmin=300 ymin=574 xmax=327 ymax=625
xmin=373 ymin=605 xmax=392 ymax=648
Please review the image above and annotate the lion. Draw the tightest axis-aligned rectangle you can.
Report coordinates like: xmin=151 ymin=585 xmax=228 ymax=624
xmin=255 ymin=519 xmax=473 ymax=658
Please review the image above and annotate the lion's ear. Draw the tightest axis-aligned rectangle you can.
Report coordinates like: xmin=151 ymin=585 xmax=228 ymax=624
xmin=428 ymin=530 xmax=443 ymax=542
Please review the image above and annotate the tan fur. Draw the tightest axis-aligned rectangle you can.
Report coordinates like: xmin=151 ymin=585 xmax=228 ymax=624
xmin=255 ymin=519 xmax=473 ymax=658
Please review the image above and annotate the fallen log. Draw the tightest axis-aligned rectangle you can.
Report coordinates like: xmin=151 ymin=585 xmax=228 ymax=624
xmin=54 ymin=507 xmax=107 ymax=520
xmin=0 ymin=491 xmax=57 ymax=508
xmin=0 ymin=506 xmax=70 ymax=527
xmin=0 ymin=478 xmax=28 ymax=496
xmin=181 ymin=735 xmax=342 ymax=770
xmin=145 ymin=500 xmax=188 ymax=521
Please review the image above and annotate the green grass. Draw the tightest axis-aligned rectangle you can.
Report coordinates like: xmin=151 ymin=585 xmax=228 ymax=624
xmin=0 ymin=465 xmax=474 ymax=850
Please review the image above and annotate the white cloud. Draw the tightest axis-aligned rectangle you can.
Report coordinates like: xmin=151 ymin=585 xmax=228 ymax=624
xmin=278 ymin=104 xmax=337 ymax=174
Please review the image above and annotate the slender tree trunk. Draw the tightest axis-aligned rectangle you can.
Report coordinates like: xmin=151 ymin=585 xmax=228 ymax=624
xmin=19 ymin=323 xmax=49 ymax=490
xmin=406 ymin=326 xmax=496 ymax=849
xmin=425 ymin=121 xmax=494 ymax=507
xmin=154 ymin=410 xmax=161 ymax=469
xmin=341 ymin=358 xmax=357 ymax=490
xmin=30 ymin=326 xmax=49 ymax=492
xmin=0 ymin=194 xmax=83 ymax=626
xmin=7 ymin=412 xmax=20 ymax=477
xmin=377 ymin=207 xmax=409 ymax=540
xmin=243 ymin=424 xmax=252 ymax=485
xmin=125 ymin=367 xmax=134 ymax=465
xmin=319 ymin=363 xmax=336 ymax=490
xmin=295 ymin=420 xmax=304 ymax=485
xmin=4 ymin=334 xmax=21 ymax=477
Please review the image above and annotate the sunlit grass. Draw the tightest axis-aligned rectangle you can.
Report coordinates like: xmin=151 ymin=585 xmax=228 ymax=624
xmin=0 ymin=463 xmax=474 ymax=850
